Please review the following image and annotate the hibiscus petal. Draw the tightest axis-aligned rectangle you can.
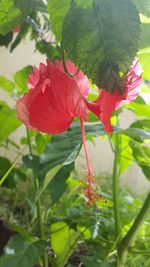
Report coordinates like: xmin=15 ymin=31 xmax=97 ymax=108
xmin=16 ymin=60 xmax=89 ymax=134
xmin=86 ymin=58 xmax=142 ymax=133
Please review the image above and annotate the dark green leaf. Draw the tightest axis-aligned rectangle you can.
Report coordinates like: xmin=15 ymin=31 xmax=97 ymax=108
xmin=62 ymin=0 xmax=140 ymax=91
xmin=35 ymin=165 xmax=63 ymax=205
xmin=0 ymin=76 xmax=15 ymax=93
xmin=48 ymin=163 xmax=74 ymax=204
xmin=0 ymin=235 xmax=47 ymax=267
xmin=0 ymin=101 xmax=21 ymax=143
xmin=131 ymin=143 xmax=150 ymax=180
xmin=122 ymin=128 xmax=150 ymax=143
xmin=10 ymin=22 xmax=30 ymax=52
xmin=13 ymin=66 xmax=32 ymax=93
xmin=14 ymin=168 xmax=27 ymax=181
xmin=33 ymin=0 xmax=47 ymax=13
xmin=130 ymin=119 xmax=150 ymax=130
xmin=0 ymin=32 xmax=13 ymax=47
xmin=0 ymin=0 xmax=33 ymax=35
xmin=23 ymin=155 xmax=40 ymax=175
xmin=80 ymin=255 xmax=101 ymax=267
xmin=40 ymin=123 xmax=150 ymax=180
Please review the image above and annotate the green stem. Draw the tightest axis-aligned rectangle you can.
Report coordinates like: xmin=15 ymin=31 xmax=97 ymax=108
xmin=112 ymin=132 xmax=121 ymax=238
xmin=26 ymin=128 xmax=33 ymax=155
xmin=118 ymin=191 xmax=150 ymax=266
xmin=26 ymin=128 xmax=48 ymax=267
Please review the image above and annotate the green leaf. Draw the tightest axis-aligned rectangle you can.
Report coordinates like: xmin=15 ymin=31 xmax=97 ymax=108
xmin=126 ymin=102 xmax=150 ymax=119
xmin=14 ymin=65 xmax=32 ymax=93
xmin=62 ymin=0 xmax=140 ymax=90
xmin=48 ymin=0 xmax=71 ymax=41
xmin=0 ymin=235 xmax=47 ymax=267
xmin=33 ymin=0 xmax=47 ymax=13
xmin=80 ymin=255 xmax=101 ymax=267
xmin=118 ymin=136 xmax=133 ymax=174
xmin=0 ymin=0 xmax=33 ymax=35
xmin=35 ymin=165 xmax=63 ymax=205
xmin=0 ymin=101 xmax=21 ymax=143
xmin=51 ymin=222 xmax=78 ymax=267
xmin=10 ymin=224 xmax=32 ymax=242
xmin=48 ymin=163 xmax=74 ymax=204
xmin=0 ymin=157 xmax=15 ymax=187
xmin=122 ymin=128 xmax=150 ymax=143
xmin=130 ymin=119 xmax=150 ymax=130
xmin=0 ymin=76 xmax=15 ymax=93
xmin=10 ymin=22 xmax=30 ymax=52
xmin=23 ymin=154 xmax=40 ymax=175
xmin=131 ymin=143 xmax=150 ymax=180
xmin=40 ymin=123 xmax=150 ymax=179
xmin=35 ymin=133 xmax=52 ymax=154
xmin=139 ymin=22 xmax=150 ymax=50
xmin=138 ymin=47 xmax=150 ymax=80
xmin=132 ymin=0 xmax=150 ymax=17
xmin=0 ymin=32 xmax=13 ymax=47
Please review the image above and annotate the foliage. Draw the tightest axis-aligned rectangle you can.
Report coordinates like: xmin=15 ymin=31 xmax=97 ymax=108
xmin=0 ymin=1 xmax=150 ymax=267
xmin=0 ymin=235 xmax=47 ymax=267
xmin=62 ymin=0 xmax=140 ymax=91
xmin=0 ymin=0 xmax=33 ymax=35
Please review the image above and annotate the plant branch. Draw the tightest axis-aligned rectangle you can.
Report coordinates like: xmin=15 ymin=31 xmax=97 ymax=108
xmin=26 ymin=128 xmax=48 ymax=267
xmin=112 ymin=132 xmax=121 ymax=238
xmin=118 ymin=191 xmax=150 ymax=266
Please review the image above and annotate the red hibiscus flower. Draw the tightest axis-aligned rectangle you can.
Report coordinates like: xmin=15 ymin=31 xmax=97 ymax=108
xmin=86 ymin=58 xmax=143 ymax=132
xmin=16 ymin=59 xmax=96 ymax=205
xmin=16 ymin=58 xmax=142 ymax=205
xmin=16 ymin=59 xmax=89 ymax=134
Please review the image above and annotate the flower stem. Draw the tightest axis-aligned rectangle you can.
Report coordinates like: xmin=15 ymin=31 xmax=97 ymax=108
xmin=118 ymin=191 xmax=150 ymax=266
xmin=80 ymin=119 xmax=92 ymax=177
xmin=26 ymin=127 xmax=48 ymax=267
xmin=112 ymin=132 xmax=121 ymax=238
xmin=80 ymin=118 xmax=93 ymax=204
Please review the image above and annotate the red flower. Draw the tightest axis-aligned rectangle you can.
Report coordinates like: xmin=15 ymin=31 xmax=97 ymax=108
xmin=86 ymin=58 xmax=143 ymax=132
xmin=16 ymin=59 xmax=89 ymax=134
xmin=16 ymin=59 xmax=98 ymax=205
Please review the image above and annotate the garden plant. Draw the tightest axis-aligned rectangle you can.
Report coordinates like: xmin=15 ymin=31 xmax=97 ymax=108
xmin=0 ymin=1 xmax=150 ymax=267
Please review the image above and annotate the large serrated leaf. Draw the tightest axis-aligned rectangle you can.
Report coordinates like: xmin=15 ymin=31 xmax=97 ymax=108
xmin=0 ymin=235 xmax=47 ymax=267
xmin=62 ymin=0 xmax=140 ymax=91
xmin=0 ymin=0 xmax=33 ymax=35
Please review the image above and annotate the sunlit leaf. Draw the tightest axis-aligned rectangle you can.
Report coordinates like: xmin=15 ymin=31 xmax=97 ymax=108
xmin=48 ymin=0 xmax=71 ymax=41
xmin=0 ymin=101 xmax=21 ymax=143
xmin=0 ymin=0 xmax=33 ymax=35
xmin=51 ymin=222 xmax=78 ymax=267
xmin=0 ymin=76 xmax=15 ymax=93
xmin=13 ymin=65 xmax=32 ymax=93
